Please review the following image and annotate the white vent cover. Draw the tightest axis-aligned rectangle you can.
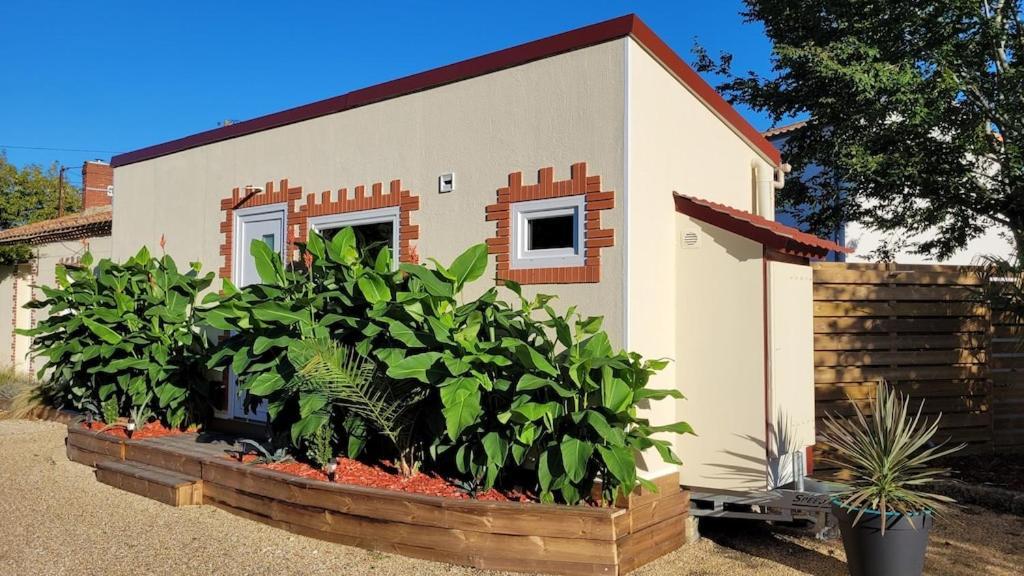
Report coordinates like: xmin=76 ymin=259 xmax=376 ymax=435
xmin=679 ymin=229 xmax=701 ymax=249
xmin=439 ymin=173 xmax=455 ymax=193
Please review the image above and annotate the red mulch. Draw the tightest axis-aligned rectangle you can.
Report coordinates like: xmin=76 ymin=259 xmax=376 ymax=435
xmin=231 ymin=453 xmax=531 ymax=502
xmin=82 ymin=421 xmax=190 ymax=440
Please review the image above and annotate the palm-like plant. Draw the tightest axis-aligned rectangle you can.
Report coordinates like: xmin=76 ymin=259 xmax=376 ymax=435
xmin=288 ymin=338 xmax=429 ymax=476
xmin=975 ymin=252 xmax=1024 ymax=349
xmin=820 ymin=381 xmax=965 ymax=532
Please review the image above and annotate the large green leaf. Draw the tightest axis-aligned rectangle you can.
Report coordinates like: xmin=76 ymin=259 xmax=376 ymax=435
xmin=386 ymin=320 xmax=426 ymax=348
xmin=399 ymin=264 xmax=453 ymax=298
xmin=83 ymin=317 xmax=121 ymax=344
xmin=514 ymin=344 xmax=558 ymax=377
xmin=601 ymin=377 xmax=632 ymax=413
xmin=252 ymin=303 xmax=311 ymax=326
xmin=251 ymin=238 xmax=283 ymax=285
xmin=597 ymin=444 xmax=636 ymax=490
xmin=560 ymin=437 xmax=594 ymax=483
xmin=357 ymin=275 xmax=391 ymax=304
xmin=447 ymin=244 xmax=489 ymax=288
xmin=247 ymin=372 xmax=285 ymax=396
xmin=440 ymin=377 xmax=482 ymax=440
xmin=481 ymin=431 xmax=509 ymax=465
xmin=385 ymin=352 xmax=442 ymax=383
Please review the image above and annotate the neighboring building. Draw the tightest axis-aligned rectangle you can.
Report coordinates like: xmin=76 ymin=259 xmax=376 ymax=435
xmin=0 ymin=160 xmax=114 ymax=373
xmin=105 ymin=15 xmax=844 ymax=492
xmin=764 ymin=121 xmax=1015 ymax=264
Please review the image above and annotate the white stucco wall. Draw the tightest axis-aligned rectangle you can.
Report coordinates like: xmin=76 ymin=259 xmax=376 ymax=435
xmin=766 ymin=259 xmax=815 ymax=487
xmin=672 ymin=215 xmax=767 ymax=490
xmin=625 ymin=38 xmax=779 ymax=485
xmin=0 ymin=235 xmax=113 ymax=374
xmin=113 ymin=40 xmax=627 ymax=344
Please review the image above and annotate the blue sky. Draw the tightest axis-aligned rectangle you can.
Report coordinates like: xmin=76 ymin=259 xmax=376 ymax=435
xmin=0 ymin=1 xmax=779 ymax=179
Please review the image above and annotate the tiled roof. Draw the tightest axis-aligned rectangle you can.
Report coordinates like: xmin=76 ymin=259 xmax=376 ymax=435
xmin=761 ymin=120 xmax=808 ymax=139
xmin=672 ymin=193 xmax=850 ymax=259
xmin=0 ymin=207 xmax=112 ymax=245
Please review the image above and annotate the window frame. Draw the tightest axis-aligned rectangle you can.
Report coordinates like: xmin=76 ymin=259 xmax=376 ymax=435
xmin=509 ymin=195 xmax=586 ymax=270
xmin=307 ymin=206 xmax=401 ymax=269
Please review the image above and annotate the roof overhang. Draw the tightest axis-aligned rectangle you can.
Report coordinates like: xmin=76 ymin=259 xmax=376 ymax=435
xmin=112 ymin=14 xmax=781 ymax=168
xmin=673 ymin=193 xmax=850 ymax=259
xmin=0 ymin=208 xmax=112 ymax=246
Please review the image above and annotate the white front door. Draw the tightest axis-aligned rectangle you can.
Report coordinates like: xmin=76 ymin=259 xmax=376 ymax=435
xmin=229 ymin=204 xmax=286 ymax=421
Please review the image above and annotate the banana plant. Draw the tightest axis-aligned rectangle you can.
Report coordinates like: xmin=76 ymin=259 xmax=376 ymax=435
xmin=201 ymin=228 xmax=694 ymax=504
xmin=20 ymin=247 xmax=215 ymax=429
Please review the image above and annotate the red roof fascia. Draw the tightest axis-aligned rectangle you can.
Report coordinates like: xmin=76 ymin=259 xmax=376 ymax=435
xmin=112 ymin=14 xmax=780 ymax=168
xmin=672 ymin=193 xmax=850 ymax=259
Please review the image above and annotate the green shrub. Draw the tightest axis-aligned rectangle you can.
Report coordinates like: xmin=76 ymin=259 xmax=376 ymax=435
xmin=204 ymin=229 xmax=693 ymax=504
xmin=19 ymin=248 xmax=216 ymax=428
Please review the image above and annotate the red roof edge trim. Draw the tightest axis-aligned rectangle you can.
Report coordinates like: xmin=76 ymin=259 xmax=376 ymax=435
xmin=112 ymin=14 xmax=781 ymax=168
xmin=672 ymin=193 xmax=851 ymax=259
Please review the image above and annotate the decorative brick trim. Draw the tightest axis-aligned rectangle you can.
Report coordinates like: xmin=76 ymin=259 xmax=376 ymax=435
xmin=218 ymin=178 xmax=421 ymax=282
xmin=293 ymin=180 xmax=420 ymax=264
xmin=485 ymin=163 xmax=614 ymax=285
xmin=10 ymin=267 xmax=18 ymax=366
xmin=218 ymin=179 xmax=304 ymax=279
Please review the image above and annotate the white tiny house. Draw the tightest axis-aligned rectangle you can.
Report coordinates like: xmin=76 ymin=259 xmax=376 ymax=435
xmin=106 ymin=14 xmax=846 ymax=493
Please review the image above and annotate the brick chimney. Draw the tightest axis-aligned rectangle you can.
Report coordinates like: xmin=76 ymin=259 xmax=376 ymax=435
xmin=81 ymin=160 xmax=113 ymax=212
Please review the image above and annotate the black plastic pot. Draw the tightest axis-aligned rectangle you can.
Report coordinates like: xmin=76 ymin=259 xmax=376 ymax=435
xmin=832 ymin=501 xmax=932 ymax=576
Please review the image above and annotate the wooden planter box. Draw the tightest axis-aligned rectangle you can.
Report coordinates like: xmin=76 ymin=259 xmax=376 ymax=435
xmin=64 ymin=426 xmax=689 ymax=575
xmin=201 ymin=459 xmax=687 ymax=575
xmin=66 ymin=425 xmax=127 ymax=467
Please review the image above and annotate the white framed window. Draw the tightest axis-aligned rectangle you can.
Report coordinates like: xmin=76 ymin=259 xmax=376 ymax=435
xmin=308 ymin=206 xmax=400 ymax=268
xmin=510 ymin=196 xmax=585 ymax=269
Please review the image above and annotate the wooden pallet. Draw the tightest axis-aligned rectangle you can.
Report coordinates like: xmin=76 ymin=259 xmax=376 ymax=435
xmin=95 ymin=460 xmax=203 ymax=507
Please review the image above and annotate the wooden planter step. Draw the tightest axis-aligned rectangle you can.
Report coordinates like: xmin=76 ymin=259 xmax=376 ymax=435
xmin=95 ymin=460 xmax=203 ymax=507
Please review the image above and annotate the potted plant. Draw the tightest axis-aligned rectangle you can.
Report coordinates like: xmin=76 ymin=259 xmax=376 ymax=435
xmin=820 ymin=380 xmax=964 ymax=576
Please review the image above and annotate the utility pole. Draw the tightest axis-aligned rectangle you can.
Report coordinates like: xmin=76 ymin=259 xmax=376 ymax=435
xmin=57 ymin=164 xmax=71 ymax=218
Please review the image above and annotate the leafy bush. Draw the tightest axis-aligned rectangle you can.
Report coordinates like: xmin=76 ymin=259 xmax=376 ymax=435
xmin=821 ymin=381 xmax=964 ymax=529
xmin=204 ymin=229 xmax=692 ymax=504
xmin=20 ymin=248 xmax=216 ymax=428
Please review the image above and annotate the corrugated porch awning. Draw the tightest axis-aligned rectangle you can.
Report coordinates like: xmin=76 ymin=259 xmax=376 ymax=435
xmin=673 ymin=193 xmax=850 ymax=259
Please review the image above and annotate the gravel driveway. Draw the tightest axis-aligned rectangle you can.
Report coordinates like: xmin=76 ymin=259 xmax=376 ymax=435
xmin=1 ymin=419 xmax=1021 ymax=576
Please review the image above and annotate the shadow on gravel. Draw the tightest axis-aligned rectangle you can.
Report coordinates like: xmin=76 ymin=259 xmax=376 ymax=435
xmin=699 ymin=517 xmax=847 ymax=576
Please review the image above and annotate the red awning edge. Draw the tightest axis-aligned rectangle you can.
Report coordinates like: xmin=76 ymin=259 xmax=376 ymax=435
xmin=672 ymin=193 xmax=851 ymax=259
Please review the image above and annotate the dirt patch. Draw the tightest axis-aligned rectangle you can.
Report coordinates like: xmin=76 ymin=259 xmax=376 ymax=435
xmin=2 ymin=419 xmax=1022 ymax=576
xmin=942 ymin=453 xmax=1024 ymax=492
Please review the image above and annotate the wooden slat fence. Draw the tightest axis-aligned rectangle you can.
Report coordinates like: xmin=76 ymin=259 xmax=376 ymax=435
xmin=813 ymin=262 xmax=1024 ymax=473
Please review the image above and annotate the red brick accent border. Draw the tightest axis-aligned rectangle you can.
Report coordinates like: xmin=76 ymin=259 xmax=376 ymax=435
xmin=293 ymin=180 xmax=420 ymax=264
xmin=218 ymin=179 xmax=304 ymax=279
xmin=218 ymin=178 xmax=420 ymax=281
xmin=485 ymin=163 xmax=614 ymax=284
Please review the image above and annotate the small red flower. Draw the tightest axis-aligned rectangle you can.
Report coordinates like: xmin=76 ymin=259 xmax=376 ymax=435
xmin=303 ymin=251 xmax=314 ymax=270
xmin=159 ymin=234 xmax=166 ymax=251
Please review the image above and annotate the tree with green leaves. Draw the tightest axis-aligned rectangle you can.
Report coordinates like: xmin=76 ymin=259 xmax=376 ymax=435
xmin=0 ymin=152 xmax=83 ymax=264
xmin=0 ymin=152 xmax=81 ymax=229
xmin=696 ymin=1 xmax=1023 ymax=259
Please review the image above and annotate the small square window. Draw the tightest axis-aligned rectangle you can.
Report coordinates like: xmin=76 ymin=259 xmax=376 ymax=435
xmin=510 ymin=196 xmax=585 ymax=269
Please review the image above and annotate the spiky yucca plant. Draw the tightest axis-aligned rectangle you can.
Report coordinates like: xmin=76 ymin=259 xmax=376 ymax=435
xmin=821 ymin=381 xmax=965 ymax=532
xmin=288 ymin=338 xmax=429 ymax=476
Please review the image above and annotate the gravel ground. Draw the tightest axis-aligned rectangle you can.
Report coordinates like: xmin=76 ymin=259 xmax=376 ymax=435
xmin=1 ymin=419 xmax=1021 ymax=576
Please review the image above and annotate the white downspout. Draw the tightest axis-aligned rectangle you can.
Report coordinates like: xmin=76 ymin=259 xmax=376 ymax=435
xmin=754 ymin=162 xmax=774 ymax=218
